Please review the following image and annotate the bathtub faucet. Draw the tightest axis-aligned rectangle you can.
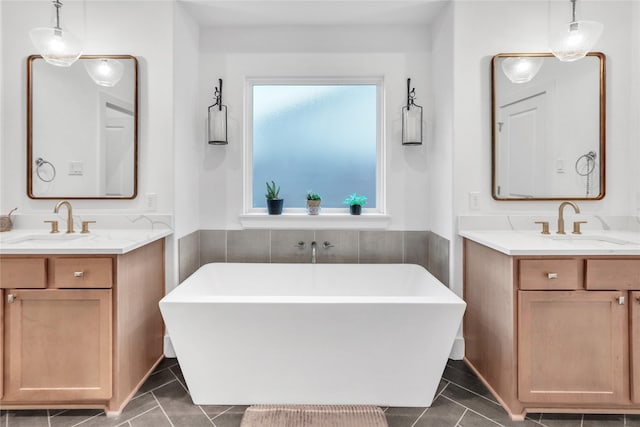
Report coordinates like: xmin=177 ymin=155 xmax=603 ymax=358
xmin=311 ymin=241 xmax=317 ymax=264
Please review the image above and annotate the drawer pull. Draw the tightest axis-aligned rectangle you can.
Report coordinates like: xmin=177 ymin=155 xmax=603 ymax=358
xmin=7 ymin=294 xmax=15 ymax=303
xmin=618 ymin=296 xmax=625 ymax=305
xmin=547 ymin=273 xmax=558 ymax=279
xmin=74 ymin=271 xmax=85 ymax=278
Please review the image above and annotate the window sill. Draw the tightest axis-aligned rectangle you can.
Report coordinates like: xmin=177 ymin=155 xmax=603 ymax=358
xmin=239 ymin=213 xmax=391 ymax=230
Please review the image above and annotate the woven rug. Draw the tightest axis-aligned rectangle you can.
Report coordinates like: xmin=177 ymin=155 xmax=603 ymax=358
xmin=240 ymin=405 xmax=388 ymax=427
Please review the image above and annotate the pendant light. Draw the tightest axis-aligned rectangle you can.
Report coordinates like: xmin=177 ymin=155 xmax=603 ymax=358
xmin=208 ymin=79 xmax=228 ymax=145
xmin=549 ymin=0 xmax=603 ymax=62
xmin=501 ymin=57 xmax=544 ymax=84
xmin=29 ymin=0 xmax=83 ymax=67
xmin=85 ymin=59 xmax=124 ymax=87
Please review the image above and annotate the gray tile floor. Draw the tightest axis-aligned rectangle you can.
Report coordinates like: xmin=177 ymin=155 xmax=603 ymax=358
xmin=2 ymin=359 xmax=639 ymax=427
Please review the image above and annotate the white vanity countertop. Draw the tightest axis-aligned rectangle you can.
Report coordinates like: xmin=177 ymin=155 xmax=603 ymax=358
xmin=0 ymin=229 xmax=173 ymax=255
xmin=459 ymin=229 xmax=640 ymax=256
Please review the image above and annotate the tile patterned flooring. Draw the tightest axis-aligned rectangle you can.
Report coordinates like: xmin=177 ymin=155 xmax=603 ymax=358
xmin=2 ymin=358 xmax=639 ymax=427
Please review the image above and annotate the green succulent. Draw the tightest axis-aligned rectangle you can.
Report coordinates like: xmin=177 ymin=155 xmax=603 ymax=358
xmin=265 ymin=181 xmax=281 ymax=200
xmin=343 ymin=193 xmax=368 ymax=206
xmin=306 ymin=191 xmax=321 ymax=201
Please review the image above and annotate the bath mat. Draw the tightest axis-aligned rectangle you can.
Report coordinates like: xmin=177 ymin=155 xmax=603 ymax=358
xmin=240 ymin=405 xmax=388 ymax=427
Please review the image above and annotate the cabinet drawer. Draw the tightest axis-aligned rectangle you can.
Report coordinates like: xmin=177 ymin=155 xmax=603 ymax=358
xmin=586 ymin=259 xmax=640 ymax=290
xmin=0 ymin=258 xmax=47 ymax=288
xmin=519 ymin=259 xmax=582 ymax=290
xmin=50 ymin=257 xmax=113 ymax=288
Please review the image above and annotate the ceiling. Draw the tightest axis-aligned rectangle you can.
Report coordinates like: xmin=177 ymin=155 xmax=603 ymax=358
xmin=179 ymin=0 xmax=450 ymax=28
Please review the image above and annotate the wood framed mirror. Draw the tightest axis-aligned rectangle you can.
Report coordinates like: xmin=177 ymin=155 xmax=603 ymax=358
xmin=491 ymin=52 xmax=605 ymax=200
xmin=27 ymin=55 xmax=138 ymax=199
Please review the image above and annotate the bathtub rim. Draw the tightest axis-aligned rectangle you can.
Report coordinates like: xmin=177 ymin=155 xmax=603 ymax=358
xmin=162 ymin=262 xmax=464 ymax=306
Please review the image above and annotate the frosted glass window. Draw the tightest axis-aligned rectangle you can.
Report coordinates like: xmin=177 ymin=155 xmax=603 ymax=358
xmin=252 ymin=84 xmax=378 ymax=209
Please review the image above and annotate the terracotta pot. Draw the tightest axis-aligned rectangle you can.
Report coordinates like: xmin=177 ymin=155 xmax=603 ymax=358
xmin=306 ymin=199 xmax=321 ymax=215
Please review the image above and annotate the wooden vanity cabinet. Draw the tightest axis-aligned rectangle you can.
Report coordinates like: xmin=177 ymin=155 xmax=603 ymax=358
xmin=633 ymin=291 xmax=640 ymax=403
xmin=4 ymin=289 xmax=112 ymax=402
xmin=0 ymin=239 xmax=165 ymax=414
xmin=518 ymin=290 xmax=628 ymax=404
xmin=463 ymin=239 xmax=640 ymax=419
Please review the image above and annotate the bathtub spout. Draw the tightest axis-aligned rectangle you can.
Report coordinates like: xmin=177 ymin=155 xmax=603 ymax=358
xmin=311 ymin=241 xmax=317 ymax=264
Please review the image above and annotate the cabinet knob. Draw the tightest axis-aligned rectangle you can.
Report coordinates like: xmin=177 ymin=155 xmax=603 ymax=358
xmin=618 ymin=296 xmax=625 ymax=305
xmin=74 ymin=271 xmax=84 ymax=278
xmin=547 ymin=273 xmax=558 ymax=279
xmin=7 ymin=294 xmax=15 ymax=304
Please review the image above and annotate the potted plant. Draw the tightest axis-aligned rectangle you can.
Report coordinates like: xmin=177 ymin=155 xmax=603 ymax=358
xmin=265 ymin=181 xmax=284 ymax=215
xmin=306 ymin=191 xmax=321 ymax=215
xmin=344 ymin=193 xmax=367 ymax=215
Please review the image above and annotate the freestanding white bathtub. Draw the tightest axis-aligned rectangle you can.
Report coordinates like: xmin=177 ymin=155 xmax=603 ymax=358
xmin=160 ymin=263 xmax=465 ymax=407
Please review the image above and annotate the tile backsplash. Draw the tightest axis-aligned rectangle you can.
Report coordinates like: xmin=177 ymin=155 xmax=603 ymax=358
xmin=179 ymin=229 xmax=450 ymax=287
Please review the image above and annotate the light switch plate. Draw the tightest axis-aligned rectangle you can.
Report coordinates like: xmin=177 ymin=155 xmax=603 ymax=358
xmin=69 ymin=161 xmax=84 ymax=176
xmin=469 ymin=192 xmax=480 ymax=211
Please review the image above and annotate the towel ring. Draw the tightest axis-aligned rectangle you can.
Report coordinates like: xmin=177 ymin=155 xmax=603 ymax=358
xmin=35 ymin=157 xmax=56 ymax=183
xmin=575 ymin=151 xmax=597 ymax=177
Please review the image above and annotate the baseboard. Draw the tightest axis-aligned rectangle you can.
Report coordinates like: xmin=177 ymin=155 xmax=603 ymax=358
xmin=164 ymin=334 xmax=176 ymax=357
xmin=448 ymin=336 xmax=465 ymax=360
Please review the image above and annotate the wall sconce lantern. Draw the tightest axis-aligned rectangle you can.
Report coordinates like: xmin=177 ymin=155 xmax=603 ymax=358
xmin=208 ymin=78 xmax=228 ymax=145
xmin=402 ymin=78 xmax=422 ymax=145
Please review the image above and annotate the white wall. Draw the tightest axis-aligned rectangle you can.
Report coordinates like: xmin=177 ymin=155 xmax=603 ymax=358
xmin=633 ymin=1 xmax=640 ymax=215
xmin=453 ymin=0 xmax=634 ymax=218
xmin=450 ymin=0 xmax=636 ymax=298
xmin=173 ymin=3 xmax=201 ymax=240
xmin=429 ymin=2 xmax=454 ymax=241
xmin=197 ymin=25 xmax=432 ymax=231
xmin=0 ymin=0 xmax=174 ymax=213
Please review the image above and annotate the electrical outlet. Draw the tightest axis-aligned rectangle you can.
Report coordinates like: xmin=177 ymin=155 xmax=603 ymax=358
xmin=469 ymin=192 xmax=480 ymax=211
xmin=145 ymin=193 xmax=157 ymax=212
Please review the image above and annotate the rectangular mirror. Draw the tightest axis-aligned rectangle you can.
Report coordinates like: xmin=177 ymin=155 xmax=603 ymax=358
xmin=27 ymin=55 xmax=138 ymax=199
xmin=492 ymin=52 xmax=605 ymax=200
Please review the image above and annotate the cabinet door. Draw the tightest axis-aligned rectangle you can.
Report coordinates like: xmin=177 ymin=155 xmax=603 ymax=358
xmin=4 ymin=289 xmax=112 ymax=402
xmin=518 ymin=290 xmax=628 ymax=404
xmin=632 ymin=291 xmax=640 ymax=403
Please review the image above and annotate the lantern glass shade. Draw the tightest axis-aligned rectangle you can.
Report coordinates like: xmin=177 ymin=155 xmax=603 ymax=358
xmin=208 ymin=104 xmax=228 ymax=145
xmin=402 ymin=104 xmax=422 ymax=145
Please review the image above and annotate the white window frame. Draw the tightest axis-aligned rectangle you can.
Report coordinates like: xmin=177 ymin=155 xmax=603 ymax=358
xmin=243 ymin=76 xmax=386 ymax=219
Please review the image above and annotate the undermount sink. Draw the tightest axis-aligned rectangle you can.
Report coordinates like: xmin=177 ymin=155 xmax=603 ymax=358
xmin=3 ymin=233 xmax=89 ymax=244
xmin=545 ymin=234 xmax=631 ymax=245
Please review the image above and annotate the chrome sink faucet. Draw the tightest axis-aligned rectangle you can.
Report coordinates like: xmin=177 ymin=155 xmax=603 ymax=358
xmin=54 ymin=200 xmax=74 ymax=233
xmin=311 ymin=241 xmax=317 ymax=264
xmin=557 ymin=201 xmax=580 ymax=234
